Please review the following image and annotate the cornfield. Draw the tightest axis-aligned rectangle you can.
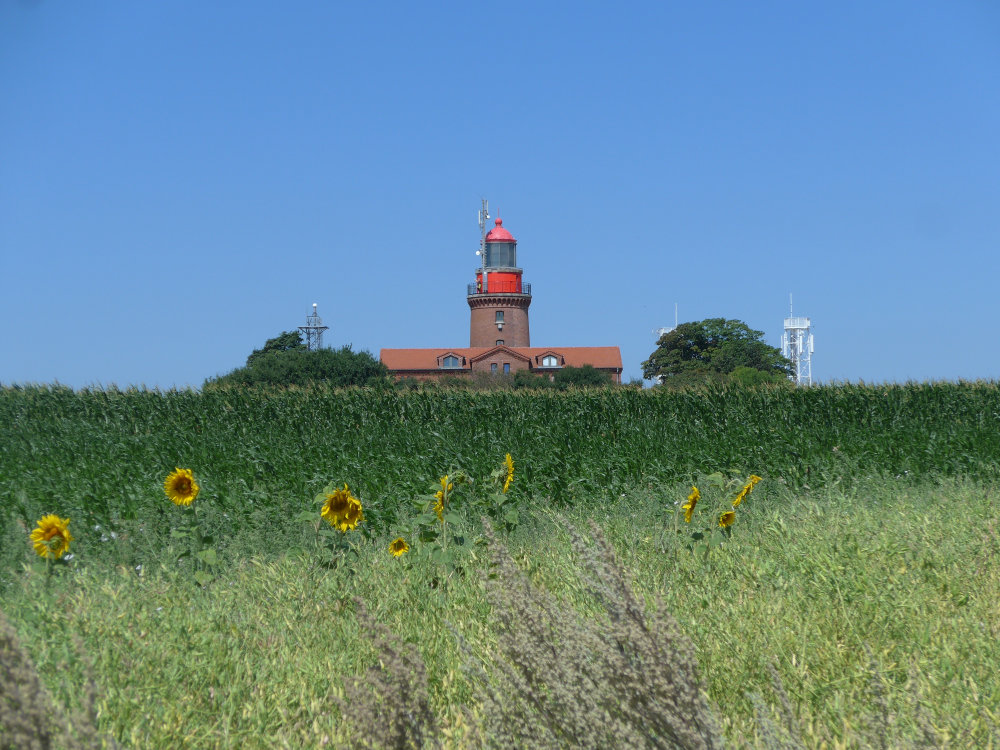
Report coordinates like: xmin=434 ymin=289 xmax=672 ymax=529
xmin=2 ymin=381 xmax=999 ymax=571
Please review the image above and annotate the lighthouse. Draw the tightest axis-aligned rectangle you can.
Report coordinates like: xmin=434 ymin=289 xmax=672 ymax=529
xmin=379 ymin=202 xmax=622 ymax=383
xmin=467 ymin=217 xmax=532 ymax=347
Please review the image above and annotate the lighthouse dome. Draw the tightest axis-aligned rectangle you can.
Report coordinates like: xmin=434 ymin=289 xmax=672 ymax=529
xmin=485 ymin=217 xmax=516 ymax=243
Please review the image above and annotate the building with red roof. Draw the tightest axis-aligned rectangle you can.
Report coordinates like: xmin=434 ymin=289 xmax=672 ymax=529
xmin=380 ymin=211 xmax=623 ymax=383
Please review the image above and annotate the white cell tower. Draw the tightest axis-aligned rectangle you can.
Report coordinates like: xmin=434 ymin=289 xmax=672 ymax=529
xmin=653 ymin=303 xmax=679 ymax=341
xmin=298 ymin=303 xmax=329 ymax=351
xmin=781 ymin=295 xmax=814 ymax=386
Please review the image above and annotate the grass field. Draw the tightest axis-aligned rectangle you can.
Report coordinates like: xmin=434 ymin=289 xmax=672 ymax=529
xmin=2 ymin=382 xmax=999 ymax=748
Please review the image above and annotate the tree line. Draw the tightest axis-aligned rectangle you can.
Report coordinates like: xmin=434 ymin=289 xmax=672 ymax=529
xmin=207 ymin=318 xmax=792 ymax=390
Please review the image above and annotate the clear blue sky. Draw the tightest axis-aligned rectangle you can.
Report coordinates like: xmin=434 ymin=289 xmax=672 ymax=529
xmin=2 ymin=1 xmax=998 ymax=388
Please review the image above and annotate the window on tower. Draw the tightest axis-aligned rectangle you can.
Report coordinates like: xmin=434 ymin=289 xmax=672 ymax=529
xmin=496 ymin=340 xmax=504 ymax=346
xmin=495 ymin=311 xmax=504 ymax=323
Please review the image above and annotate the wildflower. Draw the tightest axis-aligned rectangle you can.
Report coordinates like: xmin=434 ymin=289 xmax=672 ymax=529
xmin=682 ymin=486 xmax=700 ymax=523
xmin=502 ymin=453 xmax=515 ymax=494
xmin=389 ymin=538 xmax=409 ymax=557
xmin=164 ymin=468 xmax=200 ymax=506
xmin=719 ymin=511 xmax=736 ymax=528
xmin=30 ymin=515 xmax=73 ymax=559
xmin=322 ymin=484 xmax=362 ymax=531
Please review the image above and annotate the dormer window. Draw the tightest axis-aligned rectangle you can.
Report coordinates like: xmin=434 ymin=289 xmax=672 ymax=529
xmin=542 ymin=355 xmax=559 ymax=367
xmin=441 ymin=355 xmax=461 ymax=369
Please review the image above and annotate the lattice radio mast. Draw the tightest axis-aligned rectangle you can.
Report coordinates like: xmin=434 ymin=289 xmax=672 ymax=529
xmin=476 ymin=198 xmax=490 ymax=292
xmin=299 ymin=303 xmax=329 ymax=351
xmin=781 ymin=294 xmax=814 ymax=385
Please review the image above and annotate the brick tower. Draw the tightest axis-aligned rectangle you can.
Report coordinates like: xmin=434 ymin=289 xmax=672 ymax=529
xmin=467 ymin=217 xmax=532 ymax=347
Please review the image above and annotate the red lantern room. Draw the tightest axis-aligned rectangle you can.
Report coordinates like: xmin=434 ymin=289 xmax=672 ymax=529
xmin=467 ymin=217 xmax=532 ymax=347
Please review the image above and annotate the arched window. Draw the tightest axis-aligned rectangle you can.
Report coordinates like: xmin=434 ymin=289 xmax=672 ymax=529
xmin=542 ymin=355 xmax=559 ymax=367
xmin=442 ymin=355 xmax=461 ymax=368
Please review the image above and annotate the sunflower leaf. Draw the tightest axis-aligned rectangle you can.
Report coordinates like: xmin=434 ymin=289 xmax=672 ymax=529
xmin=193 ymin=570 xmax=213 ymax=586
xmin=196 ymin=548 xmax=218 ymax=566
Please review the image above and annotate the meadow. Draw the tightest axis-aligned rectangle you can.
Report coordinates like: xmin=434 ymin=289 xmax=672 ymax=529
xmin=1 ymin=382 xmax=999 ymax=748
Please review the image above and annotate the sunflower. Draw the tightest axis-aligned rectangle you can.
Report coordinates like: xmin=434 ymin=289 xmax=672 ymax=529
xmin=433 ymin=475 xmax=452 ymax=522
xmin=322 ymin=484 xmax=357 ymax=528
xmin=337 ymin=497 xmax=364 ymax=532
xmin=732 ymin=474 xmax=763 ymax=508
xmin=682 ymin=486 xmax=700 ymax=523
xmin=502 ymin=453 xmax=515 ymax=494
xmin=30 ymin=515 xmax=73 ymax=559
xmin=388 ymin=537 xmax=409 ymax=557
xmin=719 ymin=511 xmax=736 ymax=528
xmin=731 ymin=486 xmax=749 ymax=509
xmin=164 ymin=468 xmax=200 ymax=506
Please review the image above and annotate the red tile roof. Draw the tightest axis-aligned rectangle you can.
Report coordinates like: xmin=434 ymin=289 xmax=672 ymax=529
xmin=380 ymin=346 xmax=623 ymax=372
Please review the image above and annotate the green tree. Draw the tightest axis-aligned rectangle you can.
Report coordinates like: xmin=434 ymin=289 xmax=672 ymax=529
xmin=642 ymin=318 xmax=790 ymax=384
xmin=245 ymin=331 xmax=307 ymax=368
xmin=206 ymin=336 xmax=388 ymax=389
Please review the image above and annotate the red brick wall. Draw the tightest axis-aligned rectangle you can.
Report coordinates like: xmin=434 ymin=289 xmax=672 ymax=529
xmin=470 ymin=356 xmax=530 ymax=374
xmin=469 ymin=296 xmax=531 ymax=347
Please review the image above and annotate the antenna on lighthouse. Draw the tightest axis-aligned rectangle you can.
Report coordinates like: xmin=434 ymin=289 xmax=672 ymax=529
xmin=781 ymin=294 xmax=814 ymax=386
xmin=298 ymin=303 xmax=329 ymax=351
xmin=477 ymin=198 xmax=490 ymax=293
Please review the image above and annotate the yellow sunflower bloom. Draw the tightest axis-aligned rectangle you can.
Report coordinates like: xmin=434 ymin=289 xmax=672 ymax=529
xmin=719 ymin=511 xmax=736 ymax=528
xmin=164 ymin=468 xmax=200 ymax=506
xmin=30 ymin=515 xmax=73 ymax=559
xmin=731 ymin=487 xmax=749 ymax=509
xmin=682 ymin=486 xmax=700 ymax=523
xmin=732 ymin=475 xmax=763 ymax=508
xmin=322 ymin=484 xmax=357 ymax=528
xmin=502 ymin=453 xmax=515 ymax=494
xmin=389 ymin=537 xmax=409 ymax=557
xmin=433 ymin=475 xmax=453 ymax=522
xmin=336 ymin=497 xmax=364 ymax=532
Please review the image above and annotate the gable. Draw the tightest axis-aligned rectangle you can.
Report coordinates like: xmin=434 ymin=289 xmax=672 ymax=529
xmin=468 ymin=345 xmax=532 ymax=365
